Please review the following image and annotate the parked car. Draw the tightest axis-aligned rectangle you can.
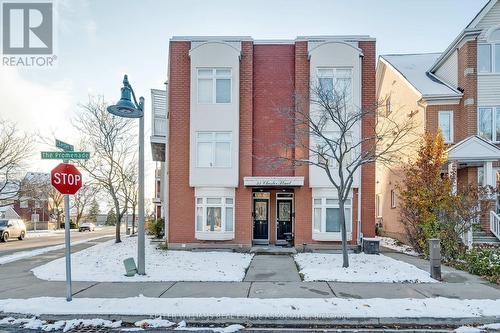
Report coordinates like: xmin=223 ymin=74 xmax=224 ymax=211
xmin=0 ymin=219 xmax=26 ymax=242
xmin=79 ymin=222 xmax=95 ymax=232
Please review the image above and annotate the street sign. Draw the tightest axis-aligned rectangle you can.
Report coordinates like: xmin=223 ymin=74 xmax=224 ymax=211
xmin=55 ymin=139 xmax=74 ymax=152
xmin=41 ymin=151 xmax=90 ymax=160
xmin=51 ymin=163 xmax=83 ymax=195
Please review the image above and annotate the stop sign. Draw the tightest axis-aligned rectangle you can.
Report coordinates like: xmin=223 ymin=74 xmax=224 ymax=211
xmin=51 ymin=163 xmax=83 ymax=195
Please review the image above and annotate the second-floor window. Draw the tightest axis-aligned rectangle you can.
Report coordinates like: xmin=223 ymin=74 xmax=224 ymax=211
xmin=196 ymin=132 xmax=231 ymax=168
xmin=478 ymin=28 xmax=500 ymax=73
xmin=197 ymin=68 xmax=231 ymax=104
xmin=478 ymin=107 xmax=500 ymax=142
xmin=317 ymin=68 xmax=352 ymax=103
xmin=438 ymin=111 xmax=453 ymax=143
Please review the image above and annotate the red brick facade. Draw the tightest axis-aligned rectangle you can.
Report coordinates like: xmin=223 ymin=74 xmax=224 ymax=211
xmin=167 ymin=37 xmax=376 ymax=249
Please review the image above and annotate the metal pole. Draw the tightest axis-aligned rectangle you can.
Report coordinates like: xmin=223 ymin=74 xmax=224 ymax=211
xmin=137 ymin=97 xmax=146 ymax=275
xmin=64 ymin=185 xmax=72 ymax=301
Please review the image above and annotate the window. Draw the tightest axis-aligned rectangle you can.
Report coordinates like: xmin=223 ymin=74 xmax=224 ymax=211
xmin=376 ymin=194 xmax=381 ymax=218
xmin=317 ymin=68 xmax=353 ymax=103
xmin=313 ymin=198 xmax=352 ymax=234
xmin=478 ymin=44 xmax=492 ymax=73
xmin=438 ymin=111 xmax=453 ymax=143
xmin=197 ymin=68 xmax=231 ymax=104
xmin=195 ymin=197 xmax=234 ymax=233
xmin=390 ymin=190 xmax=396 ymax=209
xmin=20 ymin=200 xmax=28 ymax=209
xmin=196 ymin=132 xmax=231 ymax=167
xmin=313 ymin=131 xmax=353 ymax=168
xmin=386 ymin=97 xmax=392 ymax=116
xmin=478 ymin=107 xmax=500 ymax=142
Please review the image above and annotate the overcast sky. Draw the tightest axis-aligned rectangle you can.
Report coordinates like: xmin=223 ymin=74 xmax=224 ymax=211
xmin=0 ymin=0 xmax=489 ymax=204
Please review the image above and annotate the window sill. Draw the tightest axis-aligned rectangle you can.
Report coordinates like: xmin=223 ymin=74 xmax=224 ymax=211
xmin=312 ymin=232 xmax=352 ymax=242
xmin=195 ymin=231 xmax=234 ymax=241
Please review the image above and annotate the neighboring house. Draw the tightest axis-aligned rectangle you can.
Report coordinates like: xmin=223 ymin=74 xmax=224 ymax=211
xmin=0 ymin=206 xmax=21 ymax=219
xmin=150 ymin=87 xmax=168 ymax=231
xmin=162 ymin=35 xmax=376 ymax=250
xmin=13 ymin=172 xmax=50 ymax=226
xmin=376 ymin=0 xmax=500 ymax=245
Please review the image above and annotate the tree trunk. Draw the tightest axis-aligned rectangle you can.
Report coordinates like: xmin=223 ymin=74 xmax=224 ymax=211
xmin=114 ymin=203 xmax=121 ymax=243
xmin=132 ymin=205 xmax=136 ymax=235
xmin=339 ymin=200 xmax=349 ymax=268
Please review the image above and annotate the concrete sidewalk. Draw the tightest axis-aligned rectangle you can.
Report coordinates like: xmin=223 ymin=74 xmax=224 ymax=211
xmin=0 ymin=239 xmax=499 ymax=300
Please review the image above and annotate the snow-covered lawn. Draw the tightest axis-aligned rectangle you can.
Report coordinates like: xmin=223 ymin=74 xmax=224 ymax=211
xmin=0 ymin=236 xmax=110 ymax=265
xmin=32 ymin=236 xmax=253 ymax=282
xmin=294 ymin=253 xmax=436 ymax=283
xmin=26 ymin=230 xmax=65 ymax=238
xmin=0 ymin=296 xmax=499 ymax=319
xmin=377 ymin=236 xmax=420 ymax=257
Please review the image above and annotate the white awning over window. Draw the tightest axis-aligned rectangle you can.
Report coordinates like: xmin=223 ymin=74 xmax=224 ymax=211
xmin=243 ymin=176 xmax=304 ymax=187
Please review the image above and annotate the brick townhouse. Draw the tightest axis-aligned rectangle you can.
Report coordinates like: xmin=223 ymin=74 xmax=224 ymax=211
xmin=376 ymin=0 xmax=500 ymax=245
xmin=151 ymin=35 xmax=376 ymax=250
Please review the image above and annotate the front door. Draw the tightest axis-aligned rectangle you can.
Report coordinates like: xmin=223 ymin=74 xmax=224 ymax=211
xmin=253 ymin=199 xmax=269 ymax=243
xmin=276 ymin=200 xmax=292 ymax=241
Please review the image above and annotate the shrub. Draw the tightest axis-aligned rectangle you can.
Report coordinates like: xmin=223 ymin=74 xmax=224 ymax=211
xmin=146 ymin=218 xmax=164 ymax=239
xmin=449 ymin=246 xmax=500 ymax=284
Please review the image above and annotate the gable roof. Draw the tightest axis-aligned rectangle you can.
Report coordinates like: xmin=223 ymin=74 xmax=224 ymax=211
xmin=447 ymin=135 xmax=500 ymax=161
xmin=429 ymin=0 xmax=496 ymax=73
xmin=380 ymin=53 xmax=462 ymax=98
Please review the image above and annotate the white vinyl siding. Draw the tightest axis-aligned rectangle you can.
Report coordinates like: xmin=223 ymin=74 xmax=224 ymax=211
xmin=435 ymin=50 xmax=458 ymax=87
xmin=478 ymin=75 xmax=500 ymax=106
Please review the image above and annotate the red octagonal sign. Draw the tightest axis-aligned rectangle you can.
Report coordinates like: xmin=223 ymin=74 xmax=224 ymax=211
xmin=51 ymin=163 xmax=83 ymax=195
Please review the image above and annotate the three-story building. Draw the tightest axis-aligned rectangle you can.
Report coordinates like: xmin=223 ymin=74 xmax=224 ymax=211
xmin=164 ymin=35 xmax=376 ymax=250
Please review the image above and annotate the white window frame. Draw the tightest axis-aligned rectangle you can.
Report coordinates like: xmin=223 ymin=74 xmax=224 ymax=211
xmin=195 ymin=196 xmax=234 ymax=240
xmin=390 ymin=190 xmax=396 ymax=209
xmin=196 ymin=131 xmax=232 ymax=168
xmin=19 ymin=200 xmax=28 ymax=209
xmin=197 ymin=68 xmax=232 ymax=104
xmin=312 ymin=197 xmax=352 ymax=241
xmin=376 ymin=194 xmax=382 ymax=218
xmin=316 ymin=67 xmax=353 ymax=104
xmin=478 ymin=40 xmax=500 ymax=74
xmin=438 ymin=111 xmax=453 ymax=143
xmin=478 ymin=106 xmax=500 ymax=142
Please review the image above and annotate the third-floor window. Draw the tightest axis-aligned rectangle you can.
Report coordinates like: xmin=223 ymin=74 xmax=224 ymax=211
xmin=317 ymin=68 xmax=352 ymax=103
xmin=478 ymin=28 xmax=500 ymax=73
xmin=197 ymin=68 xmax=232 ymax=104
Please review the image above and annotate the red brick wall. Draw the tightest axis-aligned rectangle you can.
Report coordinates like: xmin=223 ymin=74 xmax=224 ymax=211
xmin=234 ymin=41 xmax=254 ymax=246
xmin=457 ymin=39 xmax=478 ymax=139
xmin=359 ymin=41 xmax=377 ymax=238
xmin=252 ymin=44 xmax=295 ymax=176
xmin=293 ymin=41 xmax=313 ymax=245
xmin=168 ymin=41 xmax=194 ymax=244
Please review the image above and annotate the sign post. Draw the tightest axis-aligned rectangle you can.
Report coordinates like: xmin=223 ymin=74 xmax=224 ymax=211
xmin=46 ymin=140 xmax=88 ymax=302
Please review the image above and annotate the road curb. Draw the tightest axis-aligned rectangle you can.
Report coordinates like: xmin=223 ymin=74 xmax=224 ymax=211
xmin=2 ymin=312 xmax=499 ymax=329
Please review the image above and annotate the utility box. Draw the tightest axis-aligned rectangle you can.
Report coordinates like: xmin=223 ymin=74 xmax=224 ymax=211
xmin=363 ymin=238 xmax=380 ymax=254
xmin=429 ymin=239 xmax=442 ymax=280
xmin=123 ymin=257 xmax=138 ymax=277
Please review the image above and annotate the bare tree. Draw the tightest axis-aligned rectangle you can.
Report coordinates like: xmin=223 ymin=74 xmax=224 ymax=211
xmin=74 ymin=96 xmax=136 ymax=243
xmin=48 ymin=187 xmax=64 ymax=229
xmin=271 ymin=82 xmax=416 ymax=267
xmin=121 ymin=159 xmax=138 ymax=234
xmin=0 ymin=119 xmax=33 ymax=207
xmin=72 ymin=183 xmax=98 ymax=225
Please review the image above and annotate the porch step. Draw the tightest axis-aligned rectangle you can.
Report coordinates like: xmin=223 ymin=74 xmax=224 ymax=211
xmin=472 ymin=231 xmax=500 ymax=245
xmin=250 ymin=245 xmax=297 ymax=255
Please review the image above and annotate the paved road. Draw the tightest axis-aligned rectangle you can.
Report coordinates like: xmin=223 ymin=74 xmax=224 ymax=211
xmin=0 ymin=226 xmax=116 ymax=257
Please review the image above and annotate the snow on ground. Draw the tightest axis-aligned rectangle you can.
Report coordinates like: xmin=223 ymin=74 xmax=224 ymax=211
xmin=0 ymin=316 xmax=122 ymax=332
xmin=32 ymin=236 xmax=253 ymax=282
xmin=0 ymin=236 xmax=110 ymax=265
xmin=0 ymin=296 xmax=499 ymax=318
xmin=377 ymin=236 xmax=420 ymax=257
xmin=26 ymin=230 xmax=65 ymax=238
xmin=294 ymin=252 xmax=436 ymax=283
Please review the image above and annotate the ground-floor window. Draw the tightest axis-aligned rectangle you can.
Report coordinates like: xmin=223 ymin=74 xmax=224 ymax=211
xmin=313 ymin=197 xmax=352 ymax=235
xmin=195 ymin=197 xmax=234 ymax=233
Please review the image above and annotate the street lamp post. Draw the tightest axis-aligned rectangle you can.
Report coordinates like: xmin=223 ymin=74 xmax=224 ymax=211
xmin=108 ymin=75 xmax=146 ymax=275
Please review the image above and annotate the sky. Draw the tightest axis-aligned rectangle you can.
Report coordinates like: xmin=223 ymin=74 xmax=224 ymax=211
xmin=0 ymin=0 xmax=490 ymax=205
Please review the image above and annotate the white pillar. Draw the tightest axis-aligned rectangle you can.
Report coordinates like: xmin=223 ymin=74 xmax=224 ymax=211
xmin=448 ymin=161 xmax=458 ymax=195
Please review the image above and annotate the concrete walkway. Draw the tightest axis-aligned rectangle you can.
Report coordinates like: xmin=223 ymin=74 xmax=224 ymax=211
xmin=0 ymin=240 xmax=499 ymax=300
